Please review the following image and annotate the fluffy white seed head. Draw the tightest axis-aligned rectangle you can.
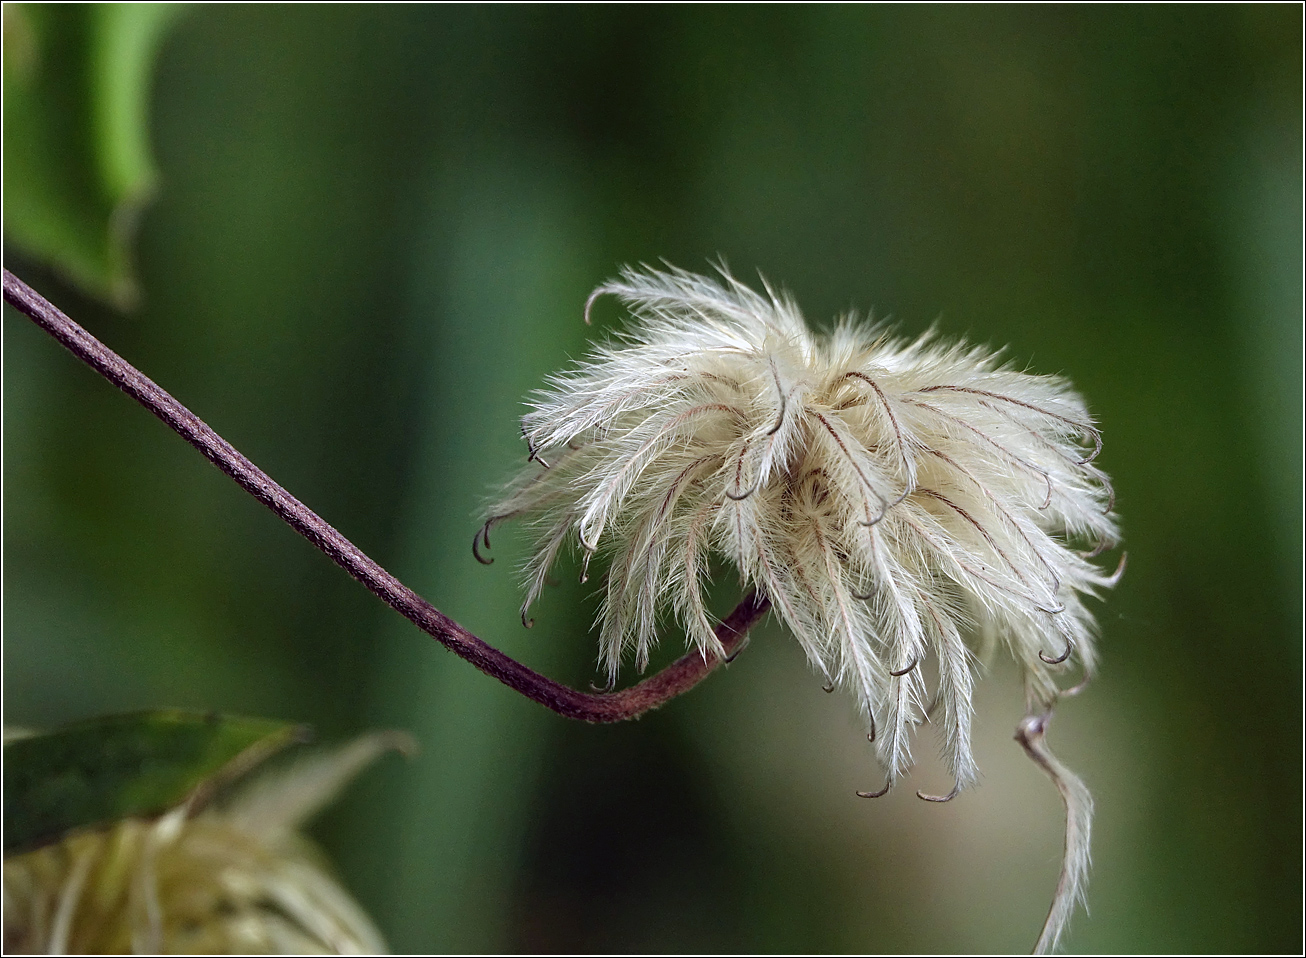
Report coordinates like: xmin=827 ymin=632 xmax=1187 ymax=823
xmin=487 ymin=264 xmax=1121 ymax=791
xmin=2 ymin=733 xmax=408 ymax=954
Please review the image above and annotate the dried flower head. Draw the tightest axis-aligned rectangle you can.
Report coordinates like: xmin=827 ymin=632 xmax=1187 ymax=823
xmin=3 ymin=732 xmax=410 ymax=955
xmin=484 ymin=264 xmax=1122 ymax=950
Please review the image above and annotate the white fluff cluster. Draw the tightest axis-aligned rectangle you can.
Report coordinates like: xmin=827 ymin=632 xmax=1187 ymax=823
xmin=486 ymin=264 xmax=1120 ymax=793
xmin=3 ymin=733 xmax=407 ymax=954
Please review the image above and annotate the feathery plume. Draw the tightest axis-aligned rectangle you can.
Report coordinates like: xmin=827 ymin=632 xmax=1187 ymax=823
xmin=484 ymin=264 xmax=1122 ymax=950
xmin=3 ymin=732 xmax=412 ymax=954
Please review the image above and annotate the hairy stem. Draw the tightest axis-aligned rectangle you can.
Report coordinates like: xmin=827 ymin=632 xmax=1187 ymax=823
xmin=1015 ymin=709 xmax=1093 ymax=955
xmin=3 ymin=269 xmax=770 ymax=723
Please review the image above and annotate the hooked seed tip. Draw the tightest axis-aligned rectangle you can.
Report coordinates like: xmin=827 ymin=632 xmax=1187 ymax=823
xmin=857 ymin=779 xmax=891 ymax=799
xmin=916 ymin=784 xmax=960 ymax=803
xmin=472 ymin=522 xmax=494 ymax=564
xmin=889 ymin=655 xmax=919 ymax=677
xmin=1039 ymin=636 xmax=1074 ymax=665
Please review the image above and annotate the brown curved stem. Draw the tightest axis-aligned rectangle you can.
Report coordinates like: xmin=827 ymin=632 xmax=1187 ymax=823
xmin=3 ymin=269 xmax=771 ymax=723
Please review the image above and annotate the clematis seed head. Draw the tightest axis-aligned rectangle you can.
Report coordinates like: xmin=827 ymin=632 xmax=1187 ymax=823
xmin=3 ymin=732 xmax=412 ymax=955
xmin=488 ymin=263 xmax=1119 ymax=779
xmin=486 ymin=263 xmax=1122 ymax=950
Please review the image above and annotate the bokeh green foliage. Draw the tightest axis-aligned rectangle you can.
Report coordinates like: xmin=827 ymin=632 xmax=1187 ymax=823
xmin=4 ymin=5 xmax=1301 ymax=953
xmin=3 ymin=3 xmax=183 ymax=308
xmin=3 ymin=710 xmax=300 ymax=853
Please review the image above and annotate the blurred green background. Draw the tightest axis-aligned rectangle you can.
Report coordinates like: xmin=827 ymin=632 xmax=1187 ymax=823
xmin=4 ymin=4 xmax=1301 ymax=953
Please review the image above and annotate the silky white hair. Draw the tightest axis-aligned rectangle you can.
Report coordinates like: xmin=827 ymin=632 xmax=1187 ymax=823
xmin=484 ymin=263 xmax=1122 ymax=949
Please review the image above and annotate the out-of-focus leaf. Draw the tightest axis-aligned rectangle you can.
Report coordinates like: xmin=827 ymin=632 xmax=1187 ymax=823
xmin=2 ymin=3 xmax=184 ymax=309
xmin=224 ymin=729 xmax=418 ymax=836
xmin=3 ymin=709 xmax=306 ymax=854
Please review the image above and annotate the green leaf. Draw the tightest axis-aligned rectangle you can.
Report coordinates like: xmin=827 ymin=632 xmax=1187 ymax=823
xmin=2 ymin=3 xmax=185 ymax=309
xmin=3 ymin=709 xmax=307 ymax=854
